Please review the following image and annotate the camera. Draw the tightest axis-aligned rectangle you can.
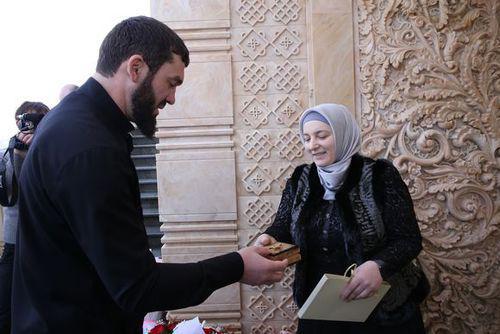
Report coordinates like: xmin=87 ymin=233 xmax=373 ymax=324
xmin=17 ymin=113 xmax=45 ymax=133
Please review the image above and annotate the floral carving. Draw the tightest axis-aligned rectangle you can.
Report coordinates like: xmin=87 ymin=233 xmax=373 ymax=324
xmin=357 ymin=1 xmax=499 ymax=333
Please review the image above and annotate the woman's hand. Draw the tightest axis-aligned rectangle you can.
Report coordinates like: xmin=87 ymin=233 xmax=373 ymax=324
xmin=254 ymin=234 xmax=277 ymax=247
xmin=340 ymin=260 xmax=382 ymax=301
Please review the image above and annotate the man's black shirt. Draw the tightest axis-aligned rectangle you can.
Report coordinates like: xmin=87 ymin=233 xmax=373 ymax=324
xmin=12 ymin=78 xmax=243 ymax=333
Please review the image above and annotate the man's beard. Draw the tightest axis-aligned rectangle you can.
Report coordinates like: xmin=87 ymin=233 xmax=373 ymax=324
xmin=131 ymin=73 xmax=157 ymax=138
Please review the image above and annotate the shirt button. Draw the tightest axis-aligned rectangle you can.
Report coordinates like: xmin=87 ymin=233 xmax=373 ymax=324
xmin=322 ymin=247 xmax=328 ymax=252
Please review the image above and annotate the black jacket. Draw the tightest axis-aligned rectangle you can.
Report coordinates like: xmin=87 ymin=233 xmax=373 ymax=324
xmin=266 ymin=155 xmax=428 ymax=324
xmin=12 ymin=78 xmax=243 ymax=334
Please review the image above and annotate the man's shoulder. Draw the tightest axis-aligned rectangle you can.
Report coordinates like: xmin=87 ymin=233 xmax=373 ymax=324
xmin=38 ymin=98 xmax=114 ymax=149
xmin=30 ymin=98 xmax=125 ymax=173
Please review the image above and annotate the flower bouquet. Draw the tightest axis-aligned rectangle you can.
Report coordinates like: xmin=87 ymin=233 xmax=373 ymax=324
xmin=147 ymin=317 xmax=229 ymax=334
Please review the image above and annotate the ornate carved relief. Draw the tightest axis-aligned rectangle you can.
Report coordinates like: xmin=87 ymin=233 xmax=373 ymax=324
xmin=271 ymin=28 xmax=302 ymax=58
xmin=239 ymin=63 xmax=271 ymax=94
xmin=237 ymin=0 xmax=301 ymax=26
xmin=242 ymin=165 xmax=274 ymax=196
xmin=242 ymin=163 xmax=295 ymax=196
xmin=248 ymin=294 xmax=276 ymax=321
xmin=356 ymin=1 xmax=499 ymax=333
xmin=239 ymin=96 xmax=302 ymax=129
xmin=273 ymin=61 xmax=304 ymax=93
xmin=275 ymin=129 xmax=304 ymax=161
xmin=273 ymin=96 xmax=302 ymax=126
xmin=277 ymin=293 xmax=298 ymax=321
xmin=242 ymin=131 xmax=274 ymax=162
xmin=269 ymin=0 xmax=301 ymax=25
xmin=244 ymin=198 xmax=276 ymax=229
xmin=240 ymin=129 xmax=303 ymax=163
xmin=240 ymin=97 xmax=272 ymax=128
xmin=238 ymin=28 xmax=302 ymax=60
xmin=239 ymin=61 xmax=304 ymax=94
xmin=238 ymin=30 xmax=269 ymax=60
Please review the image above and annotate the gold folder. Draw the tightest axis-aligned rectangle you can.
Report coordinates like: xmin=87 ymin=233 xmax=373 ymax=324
xmin=297 ymin=264 xmax=390 ymax=322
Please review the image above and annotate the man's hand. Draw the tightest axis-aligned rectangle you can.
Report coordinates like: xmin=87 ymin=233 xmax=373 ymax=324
xmin=17 ymin=132 xmax=34 ymax=146
xmin=14 ymin=132 xmax=34 ymax=158
xmin=340 ymin=260 xmax=382 ymax=301
xmin=254 ymin=234 xmax=277 ymax=247
xmin=238 ymin=246 xmax=287 ymax=286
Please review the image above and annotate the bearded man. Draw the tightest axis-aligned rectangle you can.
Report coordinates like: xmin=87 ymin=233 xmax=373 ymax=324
xmin=12 ymin=16 xmax=286 ymax=334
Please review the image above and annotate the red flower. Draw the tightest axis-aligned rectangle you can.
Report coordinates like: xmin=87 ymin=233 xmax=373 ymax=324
xmin=149 ymin=324 xmax=167 ymax=334
xmin=166 ymin=322 xmax=178 ymax=331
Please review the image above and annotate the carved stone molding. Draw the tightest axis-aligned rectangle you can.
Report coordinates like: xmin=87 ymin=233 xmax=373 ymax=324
xmin=356 ymin=1 xmax=500 ymax=333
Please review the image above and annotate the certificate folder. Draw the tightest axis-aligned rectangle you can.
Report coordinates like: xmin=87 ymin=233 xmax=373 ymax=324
xmin=298 ymin=272 xmax=390 ymax=322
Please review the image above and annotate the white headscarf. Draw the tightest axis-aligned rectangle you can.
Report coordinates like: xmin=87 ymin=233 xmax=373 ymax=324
xmin=299 ymin=103 xmax=361 ymax=200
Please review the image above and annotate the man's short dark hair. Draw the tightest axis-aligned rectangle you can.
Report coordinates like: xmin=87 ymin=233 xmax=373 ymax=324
xmin=96 ymin=16 xmax=190 ymax=77
xmin=15 ymin=101 xmax=50 ymax=119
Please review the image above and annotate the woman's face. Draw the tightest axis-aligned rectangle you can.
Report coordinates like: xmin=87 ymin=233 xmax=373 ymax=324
xmin=302 ymin=120 xmax=336 ymax=166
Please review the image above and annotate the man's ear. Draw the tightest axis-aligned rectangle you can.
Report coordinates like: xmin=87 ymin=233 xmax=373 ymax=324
xmin=126 ymin=55 xmax=146 ymax=83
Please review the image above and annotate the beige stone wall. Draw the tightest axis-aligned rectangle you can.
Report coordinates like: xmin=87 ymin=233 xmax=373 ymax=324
xmin=152 ymin=0 xmax=241 ymax=329
xmin=152 ymin=0 xmax=499 ymax=333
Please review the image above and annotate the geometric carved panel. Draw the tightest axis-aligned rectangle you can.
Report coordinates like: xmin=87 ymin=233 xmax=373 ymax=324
xmin=240 ymin=97 xmax=272 ymax=128
xmin=237 ymin=0 xmax=301 ymax=26
xmin=272 ymin=61 xmax=303 ymax=93
xmin=273 ymin=96 xmax=302 ymax=127
xmin=237 ymin=28 xmax=302 ymax=60
xmin=239 ymin=96 xmax=303 ymax=129
xmin=240 ymin=129 xmax=303 ymax=163
xmin=242 ymin=163 xmax=295 ymax=196
xmin=242 ymin=131 xmax=273 ymax=162
xmin=238 ymin=30 xmax=269 ymax=60
xmin=356 ymin=1 xmax=500 ymax=333
xmin=275 ymin=129 xmax=303 ymax=161
xmin=242 ymin=165 xmax=274 ymax=196
xmin=271 ymin=28 xmax=301 ymax=58
xmin=239 ymin=63 xmax=271 ymax=94
xmin=244 ymin=197 xmax=276 ymax=229
xmin=239 ymin=61 xmax=304 ymax=94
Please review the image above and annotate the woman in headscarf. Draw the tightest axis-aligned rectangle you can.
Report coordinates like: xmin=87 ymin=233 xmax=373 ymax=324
xmin=257 ymin=104 xmax=428 ymax=333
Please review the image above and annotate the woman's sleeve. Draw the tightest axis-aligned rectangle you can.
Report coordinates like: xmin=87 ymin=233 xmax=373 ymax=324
xmin=263 ymin=177 xmax=296 ymax=244
xmin=371 ymin=160 xmax=423 ymax=279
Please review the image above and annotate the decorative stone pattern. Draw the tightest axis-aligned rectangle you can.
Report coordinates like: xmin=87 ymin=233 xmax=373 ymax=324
xmin=237 ymin=27 xmax=302 ymax=60
xmin=237 ymin=0 xmax=301 ymax=26
xmin=238 ymin=61 xmax=304 ymax=94
xmin=356 ymin=1 xmax=500 ymax=333
xmin=239 ymin=96 xmax=302 ymax=129
xmin=239 ymin=63 xmax=271 ymax=94
xmin=240 ymin=129 xmax=303 ymax=163
xmin=233 ymin=0 xmax=308 ymax=332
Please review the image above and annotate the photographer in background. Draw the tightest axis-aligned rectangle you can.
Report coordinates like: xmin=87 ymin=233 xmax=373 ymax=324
xmin=0 ymin=101 xmax=49 ymax=333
